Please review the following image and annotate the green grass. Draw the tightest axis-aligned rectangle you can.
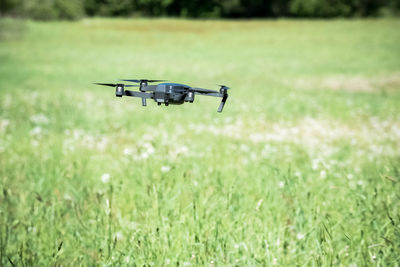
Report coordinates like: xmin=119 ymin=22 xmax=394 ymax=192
xmin=1 ymin=17 xmax=400 ymax=265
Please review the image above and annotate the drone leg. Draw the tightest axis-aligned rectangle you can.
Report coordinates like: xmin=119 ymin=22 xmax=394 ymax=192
xmin=218 ymin=94 xmax=228 ymax=113
xmin=142 ymin=98 xmax=147 ymax=106
xmin=158 ymin=102 xmax=161 ymax=106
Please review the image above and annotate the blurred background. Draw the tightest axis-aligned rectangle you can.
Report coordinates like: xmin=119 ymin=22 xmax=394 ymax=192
xmin=1 ymin=0 xmax=400 ymax=19
xmin=1 ymin=0 xmax=400 ymax=266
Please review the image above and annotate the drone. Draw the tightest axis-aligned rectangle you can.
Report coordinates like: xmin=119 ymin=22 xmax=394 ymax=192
xmin=94 ymin=79 xmax=230 ymax=112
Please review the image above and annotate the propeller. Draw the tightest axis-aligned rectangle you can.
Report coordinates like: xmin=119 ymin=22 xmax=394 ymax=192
xmin=120 ymin=79 xmax=167 ymax=83
xmin=94 ymin=83 xmax=116 ymax=87
xmin=218 ymin=84 xmax=230 ymax=90
xmin=218 ymin=84 xmax=230 ymax=94
xmin=94 ymin=83 xmax=138 ymax=87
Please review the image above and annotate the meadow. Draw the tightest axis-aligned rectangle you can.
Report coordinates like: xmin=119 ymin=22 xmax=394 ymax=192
xmin=0 ymin=18 xmax=400 ymax=265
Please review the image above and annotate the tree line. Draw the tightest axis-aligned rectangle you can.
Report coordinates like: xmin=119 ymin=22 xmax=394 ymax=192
xmin=1 ymin=0 xmax=399 ymax=20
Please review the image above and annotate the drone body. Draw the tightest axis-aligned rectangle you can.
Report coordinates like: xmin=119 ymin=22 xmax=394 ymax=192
xmin=95 ymin=79 xmax=230 ymax=112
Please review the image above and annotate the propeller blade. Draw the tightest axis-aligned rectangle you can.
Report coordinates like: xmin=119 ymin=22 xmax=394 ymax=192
xmin=120 ymin=79 xmax=140 ymax=83
xmin=94 ymin=83 xmax=138 ymax=87
xmin=147 ymin=79 xmax=167 ymax=82
xmin=120 ymin=79 xmax=167 ymax=83
xmin=94 ymin=83 xmax=117 ymax=87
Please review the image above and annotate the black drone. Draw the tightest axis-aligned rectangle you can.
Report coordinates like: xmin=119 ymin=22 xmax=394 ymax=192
xmin=94 ymin=79 xmax=230 ymax=112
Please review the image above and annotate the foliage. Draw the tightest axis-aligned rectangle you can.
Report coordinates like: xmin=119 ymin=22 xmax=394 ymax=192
xmin=54 ymin=0 xmax=85 ymax=20
xmin=0 ymin=0 xmax=85 ymax=20
xmin=0 ymin=0 xmax=399 ymax=19
xmin=0 ymin=18 xmax=400 ymax=265
xmin=289 ymin=0 xmax=353 ymax=17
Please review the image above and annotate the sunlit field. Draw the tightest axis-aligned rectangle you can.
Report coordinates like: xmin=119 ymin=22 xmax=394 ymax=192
xmin=1 ymin=18 xmax=400 ymax=265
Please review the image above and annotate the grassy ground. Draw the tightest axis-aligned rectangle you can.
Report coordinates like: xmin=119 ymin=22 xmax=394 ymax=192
xmin=0 ymin=18 xmax=400 ymax=265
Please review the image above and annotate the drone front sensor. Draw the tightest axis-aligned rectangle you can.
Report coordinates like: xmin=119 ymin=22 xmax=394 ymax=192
xmin=94 ymin=79 xmax=230 ymax=112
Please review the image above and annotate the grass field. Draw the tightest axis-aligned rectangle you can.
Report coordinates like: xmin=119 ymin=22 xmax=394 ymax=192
xmin=1 ymin=18 xmax=400 ymax=265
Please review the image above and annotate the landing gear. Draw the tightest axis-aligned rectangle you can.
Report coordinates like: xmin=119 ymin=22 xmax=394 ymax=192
xmin=158 ymin=102 xmax=161 ymax=106
xmin=165 ymin=102 xmax=169 ymax=106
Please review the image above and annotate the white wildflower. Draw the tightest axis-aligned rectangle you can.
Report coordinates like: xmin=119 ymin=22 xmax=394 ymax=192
xmin=140 ymin=152 xmax=149 ymax=159
xmin=296 ymin=233 xmax=305 ymax=240
xmin=142 ymin=133 xmax=153 ymax=140
xmin=142 ymin=142 xmax=155 ymax=154
xmin=30 ymin=114 xmax=49 ymax=124
xmin=255 ymin=199 xmax=263 ymax=211
xmin=165 ymin=258 xmax=171 ymax=265
xmin=101 ymin=173 xmax=110 ymax=184
xmin=28 ymin=226 xmax=37 ymax=234
xmin=123 ymin=148 xmax=133 ymax=155
xmin=273 ymin=258 xmax=278 ymax=265
xmin=161 ymin=166 xmax=171 ymax=173
xmin=105 ymin=199 xmax=110 ymax=215
xmin=30 ymin=126 xmax=42 ymax=136
xmin=0 ymin=119 xmax=10 ymax=132
xmin=278 ymin=181 xmax=285 ymax=188
xmin=240 ymin=144 xmax=249 ymax=152
xmin=31 ymin=140 xmax=39 ymax=147
xmin=347 ymin=173 xmax=354 ymax=180
xmin=182 ymin=262 xmax=191 ymax=267
xmin=73 ymin=129 xmax=84 ymax=140
xmin=113 ymin=231 xmax=124 ymax=241
xmin=176 ymin=145 xmax=188 ymax=155
xmin=193 ymin=181 xmax=198 ymax=187
xmin=320 ymin=170 xmax=327 ymax=179
xmin=96 ymin=138 xmax=108 ymax=151
xmin=312 ymin=159 xmax=319 ymax=170
xmin=147 ymin=145 xmax=155 ymax=154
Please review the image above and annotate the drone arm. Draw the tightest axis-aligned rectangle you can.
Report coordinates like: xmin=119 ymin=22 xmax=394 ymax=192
xmin=124 ymin=90 xmax=153 ymax=98
xmin=124 ymin=90 xmax=153 ymax=106
xmin=193 ymin=92 xmax=228 ymax=112
xmin=194 ymin=92 xmax=223 ymax=97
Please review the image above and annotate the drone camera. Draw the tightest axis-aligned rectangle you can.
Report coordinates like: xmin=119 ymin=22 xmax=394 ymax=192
xmin=116 ymin=84 xmax=124 ymax=97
